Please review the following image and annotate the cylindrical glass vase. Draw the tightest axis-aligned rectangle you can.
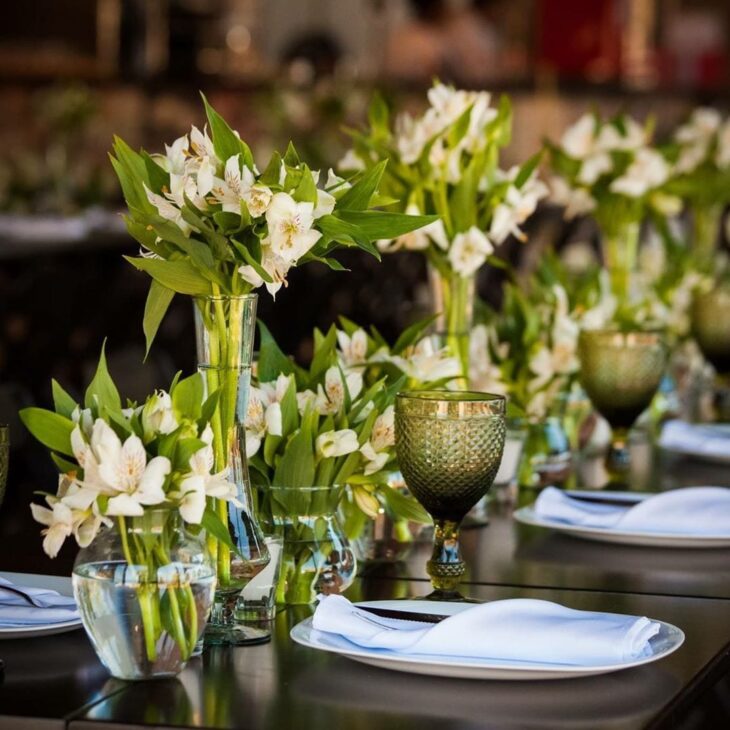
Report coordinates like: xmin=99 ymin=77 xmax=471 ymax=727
xmin=72 ymin=510 xmax=215 ymax=681
xmin=193 ymin=294 xmax=269 ymax=645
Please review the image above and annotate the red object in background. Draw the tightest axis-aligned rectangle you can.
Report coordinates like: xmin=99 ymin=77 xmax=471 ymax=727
xmin=536 ymin=0 xmax=621 ymax=82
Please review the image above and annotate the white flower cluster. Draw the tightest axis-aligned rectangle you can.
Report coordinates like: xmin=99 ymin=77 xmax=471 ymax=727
xmin=32 ymin=394 xmax=240 ymax=558
xmin=550 ymin=113 xmax=670 ymax=218
xmin=145 ymin=126 xmax=347 ymax=296
xmin=674 ymin=107 xmax=730 ymax=174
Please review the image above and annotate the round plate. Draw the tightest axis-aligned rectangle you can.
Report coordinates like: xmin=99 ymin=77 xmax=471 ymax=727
xmin=0 ymin=572 xmax=82 ymax=639
xmin=514 ymin=502 xmax=730 ymax=548
xmin=290 ymin=600 xmax=685 ymax=681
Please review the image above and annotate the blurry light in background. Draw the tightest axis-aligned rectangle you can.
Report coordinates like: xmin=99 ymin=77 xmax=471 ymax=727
xmin=226 ymin=24 xmax=252 ymax=55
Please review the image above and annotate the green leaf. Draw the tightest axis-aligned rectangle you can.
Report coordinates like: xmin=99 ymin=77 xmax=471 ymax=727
xmin=337 ymin=160 xmax=387 ymax=211
xmin=141 ymin=151 xmax=170 ymax=194
xmin=51 ymin=380 xmax=77 ymax=418
xmin=283 ymin=141 xmax=300 ymax=167
xmin=293 ymin=163 xmax=318 ymax=204
xmin=200 ymin=390 xmax=221 ymax=426
xmin=259 ymin=151 xmax=282 ymax=186
xmin=85 ymin=343 xmax=122 ymax=413
xmin=201 ymin=93 xmax=254 ymax=169
xmin=367 ymin=92 xmax=390 ymax=136
xmin=380 ymin=485 xmax=432 ymax=524
xmin=202 ymin=506 xmax=242 ymax=558
xmin=51 ymin=453 xmax=79 ymax=475
xmin=257 ymin=321 xmax=295 ymax=380
xmin=273 ymin=426 xmax=315 ymax=488
xmin=175 ymin=438 xmax=207 ymax=471
xmin=143 ymin=281 xmax=175 ymax=359
xmin=125 ymin=256 xmax=212 ymax=296
xmin=231 ymin=238 xmax=273 ymax=283
xmin=310 ymin=324 xmax=338 ymax=380
xmin=336 ymin=210 xmax=440 ymax=240
xmin=172 ymin=372 xmax=204 ymax=419
xmin=392 ymin=315 xmax=439 ymax=354
xmin=19 ymin=408 xmax=75 ymax=457
xmin=514 ymin=151 xmax=543 ymax=189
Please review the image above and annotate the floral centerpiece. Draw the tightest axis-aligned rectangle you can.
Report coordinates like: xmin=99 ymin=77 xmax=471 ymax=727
xmin=245 ymin=319 xmax=459 ymax=603
xmin=340 ymin=83 xmax=546 ymax=380
xmin=546 ymin=111 xmax=678 ymax=317
xmin=666 ymin=108 xmax=730 ymax=262
xmin=110 ymin=95 xmax=435 ymax=638
xmin=19 ymin=349 xmax=238 ymax=680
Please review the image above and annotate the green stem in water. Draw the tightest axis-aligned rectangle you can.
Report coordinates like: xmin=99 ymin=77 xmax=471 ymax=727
xmin=604 ymin=221 xmax=640 ymax=312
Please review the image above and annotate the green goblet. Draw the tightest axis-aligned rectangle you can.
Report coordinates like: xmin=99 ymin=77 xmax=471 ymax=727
xmin=578 ymin=330 xmax=667 ymax=484
xmin=395 ymin=391 xmax=506 ymax=600
xmin=692 ymin=285 xmax=730 ymax=421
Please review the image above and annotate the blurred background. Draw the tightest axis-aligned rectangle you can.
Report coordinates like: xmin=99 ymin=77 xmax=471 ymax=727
xmin=1 ymin=0 xmax=729 ymax=570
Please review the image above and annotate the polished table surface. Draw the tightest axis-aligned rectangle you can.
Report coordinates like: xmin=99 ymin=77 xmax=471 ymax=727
xmin=2 ymin=445 xmax=730 ymax=729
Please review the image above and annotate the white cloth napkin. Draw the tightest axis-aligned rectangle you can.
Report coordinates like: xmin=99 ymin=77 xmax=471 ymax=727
xmin=312 ymin=595 xmax=660 ymax=666
xmin=0 ymin=576 xmax=79 ymax=627
xmin=534 ymin=486 xmax=730 ymax=535
xmin=659 ymin=420 xmax=730 ymax=459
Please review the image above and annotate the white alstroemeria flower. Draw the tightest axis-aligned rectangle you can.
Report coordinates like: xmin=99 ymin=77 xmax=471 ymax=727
xmin=30 ymin=500 xmax=74 ymax=559
xmin=676 ymin=108 xmax=722 ymax=144
xmin=610 ymin=148 xmax=669 ymax=198
xmin=675 ymin=141 xmax=707 ymax=174
xmin=325 ymin=169 xmax=352 ymax=193
xmin=596 ymin=117 xmax=646 ymax=152
xmin=189 ymin=125 xmax=217 ymax=162
xmin=140 ymin=390 xmax=178 ymax=439
xmin=337 ymin=329 xmax=369 ymax=368
xmin=71 ymin=406 xmax=94 ymax=437
xmin=266 ymin=193 xmax=322 ymax=263
xmin=316 ymin=429 xmax=360 ymax=459
xmin=144 ymin=185 xmax=191 ymax=236
xmin=580 ymin=272 xmax=617 ymax=330
xmin=577 ymin=152 xmax=612 ymax=185
xmin=549 ymin=177 xmax=596 ymax=219
xmin=238 ymin=243 xmax=292 ymax=297
xmin=244 ymin=385 xmax=284 ymax=458
xmin=211 ymin=155 xmax=272 ymax=217
xmin=378 ymin=203 xmax=448 ymax=253
xmin=359 ymin=442 xmax=390 ymax=476
xmin=428 ymin=138 xmax=464 ymax=184
xmin=716 ymin=120 xmax=730 ymax=169
xmin=315 ymin=367 xmax=363 ymax=415
xmin=337 ymin=149 xmax=365 ymax=171
xmin=529 ymin=345 xmax=557 ymax=390
xmin=395 ymin=113 xmax=429 ymax=164
xmin=371 ymin=406 xmax=395 ymax=451
xmin=154 ymin=134 xmax=188 ymax=175
xmin=561 ymin=114 xmax=597 ymax=159
xmin=313 ymin=188 xmax=336 ymax=219
xmin=468 ymin=325 xmax=508 ymax=395
xmin=177 ymin=433 xmax=242 ymax=524
xmin=489 ymin=177 xmax=548 ymax=244
xmin=448 ymin=226 xmax=494 ymax=277
xmin=392 ymin=338 xmax=462 ymax=382
xmin=296 ymin=389 xmax=318 ymax=415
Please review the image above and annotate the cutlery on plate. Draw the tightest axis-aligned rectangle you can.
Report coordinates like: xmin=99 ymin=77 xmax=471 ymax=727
xmin=358 ymin=606 xmax=448 ymax=624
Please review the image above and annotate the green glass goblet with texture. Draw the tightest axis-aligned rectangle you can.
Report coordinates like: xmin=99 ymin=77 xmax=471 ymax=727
xmin=395 ymin=391 xmax=506 ymax=600
xmin=578 ymin=330 xmax=667 ymax=484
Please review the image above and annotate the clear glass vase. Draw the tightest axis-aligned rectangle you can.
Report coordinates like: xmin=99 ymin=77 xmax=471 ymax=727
xmin=428 ymin=264 xmax=475 ymax=387
xmin=692 ymin=204 xmax=722 ymax=262
xmin=193 ymin=294 xmax=270 ymax=645
xmin=602 ymin=220 xmax=640 ymax=308
xmin=259 ymin=486 xmax=357 ymax=605
xmin=72 ymin=510 xmax=215 ymax=681
xmin=517 ymin=417 xmax=572 ymax=490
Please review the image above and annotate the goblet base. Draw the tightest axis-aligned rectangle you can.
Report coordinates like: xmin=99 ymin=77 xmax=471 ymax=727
xmin=419 ymin=589 xmax=481 ymax=603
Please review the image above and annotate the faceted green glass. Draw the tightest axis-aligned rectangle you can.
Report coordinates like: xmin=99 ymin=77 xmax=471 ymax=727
xmin=578 ymin=330 xmax=667 ymax=483
xmin=692 ymin=286 xmax=730 ymax=377
xmin=395 ymin=391 xmax=506 ymax=599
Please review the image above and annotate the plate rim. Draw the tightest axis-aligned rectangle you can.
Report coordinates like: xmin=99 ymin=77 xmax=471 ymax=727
xmin=513 ymin=505 xmax=730 ymax=544
xmin=659 ymin=443 xmax=730 ymax=464
xmin=290 ymin=604 xmax=685 ymax=678
xmin=0 ymin=617 xmax=83 ymax=637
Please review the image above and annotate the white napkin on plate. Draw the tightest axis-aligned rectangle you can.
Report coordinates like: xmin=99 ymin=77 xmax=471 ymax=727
xmin=312 ymin=595 xmax=660 ymax=666
xmin=0 ymin=576 xmax=79 ymax=627
xmin=534 ymin=486 xmax=730 ymax=535
xmin=659 ymin=420 xmax=730 ymax=459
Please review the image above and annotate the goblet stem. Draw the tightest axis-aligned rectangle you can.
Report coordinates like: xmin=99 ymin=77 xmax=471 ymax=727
xmin=605 ymin=427 xmax=630 ymax=486
xmin=426 ymin=519 xmax=466 ymax=600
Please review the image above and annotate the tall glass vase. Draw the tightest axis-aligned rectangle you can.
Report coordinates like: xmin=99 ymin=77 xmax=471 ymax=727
xmin=602 ymin=220 xmax=640 ymax=309
xmin=428 ymin=264 xmax=475 ymax=387
xmin=193 ymin=293 xmax=269 ymax=645
xmin=692 ymin=204 xmax=722 ymax=263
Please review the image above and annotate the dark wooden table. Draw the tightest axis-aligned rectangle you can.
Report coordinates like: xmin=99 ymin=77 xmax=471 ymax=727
xmin=1 ymin=446 xmax=729 ymax=729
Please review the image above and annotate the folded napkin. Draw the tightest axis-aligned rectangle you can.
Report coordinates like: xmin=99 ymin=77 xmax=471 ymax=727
xmin=312 ymin=595 xmax=660 ymax=666
xmin=534 ymin=486 xmax=730 ymax=535
xmin=659 ymin=420 xmax=730 ymax=459
xmin=0 ymin=576 xmax=78 ymax=627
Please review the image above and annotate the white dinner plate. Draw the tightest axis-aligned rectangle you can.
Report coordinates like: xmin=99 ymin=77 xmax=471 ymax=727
xmin=660 ymin=423 xmax=730 ymax=465
xmin=0 ymin=571 xmax=82 ymax=639
xmin=290 ymin=599 xmax=684 ymax=681
xmin=513 ymin=491 xmax=730 ymax=548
